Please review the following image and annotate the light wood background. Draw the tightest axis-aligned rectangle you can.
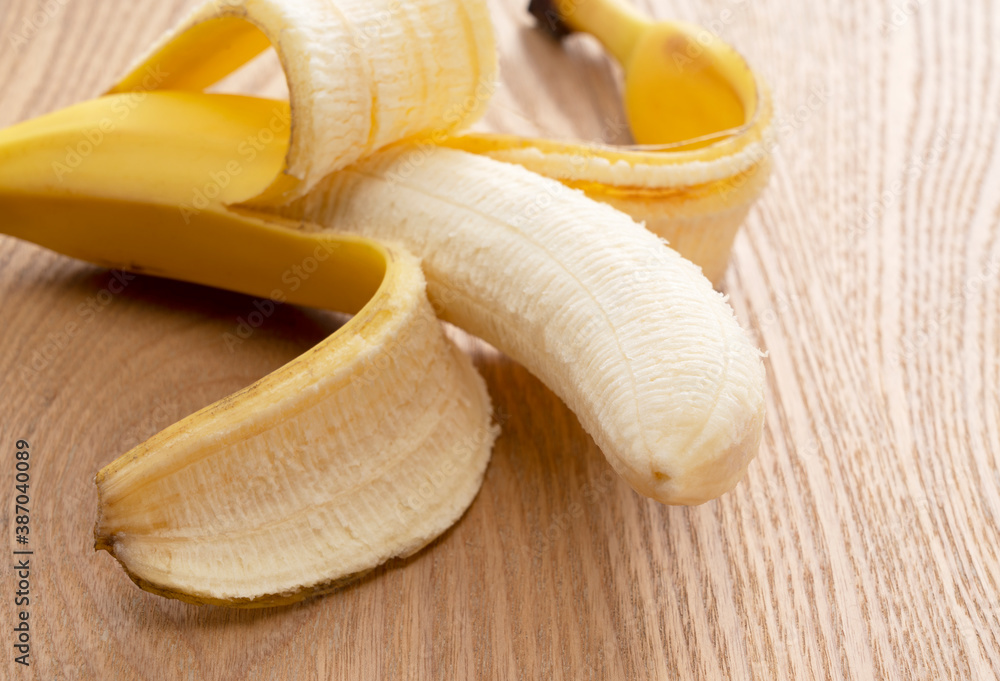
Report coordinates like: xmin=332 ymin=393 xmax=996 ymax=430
xmin=1 ymin=0 xmax=998 ymax=679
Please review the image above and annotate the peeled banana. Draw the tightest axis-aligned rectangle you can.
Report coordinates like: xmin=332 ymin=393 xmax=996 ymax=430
xmin=0 ymin=0 xmax=769 ymax=606
xmin=281 ymin=146 xmax=766 ymax=504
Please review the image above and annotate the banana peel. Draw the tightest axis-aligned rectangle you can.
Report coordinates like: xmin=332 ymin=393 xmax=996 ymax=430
xmin=474 ymin=0 xmax=774 ymax=284
xmin=0 ymin=0 xmax=770 ymax=606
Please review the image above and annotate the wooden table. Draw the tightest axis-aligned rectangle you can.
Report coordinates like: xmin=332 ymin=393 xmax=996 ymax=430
xmin=1 ymin=0 xmax=998 ymax=678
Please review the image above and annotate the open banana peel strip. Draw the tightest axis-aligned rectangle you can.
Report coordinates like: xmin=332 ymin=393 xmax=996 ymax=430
xmin=0 ymin=0 xmax=768 ymax=606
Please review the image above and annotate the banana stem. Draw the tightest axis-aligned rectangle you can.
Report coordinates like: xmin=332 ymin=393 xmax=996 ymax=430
xmin=556 ymin=0 xmax=649 ymax=66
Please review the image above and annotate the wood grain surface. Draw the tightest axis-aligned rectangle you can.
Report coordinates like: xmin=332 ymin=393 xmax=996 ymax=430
xmin=1 ymin=0 xmax=998 ymax=679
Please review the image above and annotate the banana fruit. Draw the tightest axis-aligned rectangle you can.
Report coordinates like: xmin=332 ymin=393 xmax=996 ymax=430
xmin=0 ymin=0 xmax=769 ymax=606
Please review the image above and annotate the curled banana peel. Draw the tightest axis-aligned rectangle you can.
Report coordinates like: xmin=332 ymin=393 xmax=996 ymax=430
xmin=0 ymin=0 xmax=768 ymax=606
xmin=462 ymin=0 xmax=775 ymax=285
xmin=106 ymin=0 xmax=497 ymax=206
